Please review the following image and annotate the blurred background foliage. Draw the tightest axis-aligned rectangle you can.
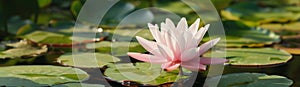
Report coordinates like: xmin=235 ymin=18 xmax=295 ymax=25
xmin=0 ymin=0 xmax=299 ymax=87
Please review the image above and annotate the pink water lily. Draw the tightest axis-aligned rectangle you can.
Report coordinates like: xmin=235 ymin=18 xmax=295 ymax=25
xmin=127 ymin=18 xmax=227 ymax=71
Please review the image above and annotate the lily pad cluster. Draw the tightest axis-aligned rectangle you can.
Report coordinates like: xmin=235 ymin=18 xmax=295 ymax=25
xmin=0 ymin=0 xmax=298 ymax=86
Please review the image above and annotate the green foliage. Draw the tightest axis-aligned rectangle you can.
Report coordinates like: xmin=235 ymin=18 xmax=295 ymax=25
xmin=205 ymin=73 xmax=293 ymax=87
xmin=23 ymin=31 xmax=72 ymax=44
xmin=104 ymin=63 xmax=190 ymax=86
xmin=204 ymin=21 xmax=280 ymax=47
xmin=0 ymin=41 xmax=47 ymax=65
xmin=0 ymin=65 xmax=88 ymax=86
xmin=87 ymin=41 xmax=146 ymax=56
xmin=0 ymin=77 xmax=47 ymax=86
xmin=53 ymin=83 xmax=105 ymax=87
xmin=70 ymin=0 xmax=83 ymax=17
xmin=204 ymin=48 xmax=292 ymax=67
xmin=37 ymin=0 xmax=52 ymax=8
xmin=57 ymin=52 xmax=120 ymax=68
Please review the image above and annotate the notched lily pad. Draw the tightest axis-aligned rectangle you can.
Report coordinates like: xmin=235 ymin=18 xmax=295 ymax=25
xmin=58 ymin=53 xmax=120 ymax=68
xmin=104 ymin=63 xmax=189 ymax=86
xmin=0 ymin=65 xmax=89 ymax=86
xmin=205 ymin=73 xmax=293 ymax=87
xmin=203 ymin=48 xmax=292 ymax=67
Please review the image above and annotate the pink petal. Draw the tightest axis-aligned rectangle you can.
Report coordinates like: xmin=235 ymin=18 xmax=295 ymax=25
xmin=127 ymin=52 xmax=167 ymax=64
xmin=135 ymin=36 xmax=160 ymax=56
xmin=161 ymin=22 xmax=170 ymax=32
xmin=189 ymin=18 xmax=200 ymax=35
xmin=163 ymin=30 xmax=181 ymax=58
xmin=198 ymin=38 xmax=220 ymax=55
xmin=166 ymin=18 xmax=176 ymax=30
xmin=181 ymin=59 xmax=207 ymax=71
xmin=161 ymin=62 xmax=180 ymax=71
xmin=177 ymin=17 xmax=188 ymax=31
xmin=195 ymin=24 xmax=210 ymax=42
xmin=183 ymin=31 xmax=196 ymax=50
xmin=200 ymin=57 xmax=228 ymax=65
xmin=157 ymin=44 xmax=174 ymax=61
xmin=148 ymin=23 xmax=162 ymax=43
xmin=181 ymin=47 xmax=200 ymax=62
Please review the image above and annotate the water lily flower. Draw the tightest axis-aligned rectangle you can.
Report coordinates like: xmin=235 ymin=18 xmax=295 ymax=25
xmin=127 ymin=18 xmax=227 ymax=71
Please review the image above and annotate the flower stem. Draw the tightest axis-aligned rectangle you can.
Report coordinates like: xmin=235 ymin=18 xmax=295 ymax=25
xmin=178 ymin=66 xmax=184 ymax=87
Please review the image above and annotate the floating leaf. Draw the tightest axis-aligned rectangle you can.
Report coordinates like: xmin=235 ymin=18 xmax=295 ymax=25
xmin=204 ymin=48 xmax=292 ymax=67
xmin=58 ymin=53 xmax=120 ymax=68
xmin=283 ymin=22 xmax=300 ymax=31
xmin=106 ymin=29 xmax=154 ymax=42
xmin=23 ymin=31 xmax=73 ymax=44
xmin=157 ymin=1 xmax=192 ymax=15
xmin=53 ymin=83 xmax=105 ymax=87
xmin=222 ymin=1 xmax=300 ymax=24
xmin=204 ymin=21 xmax=280 ymax=47
xmin=104 ymin=63 xmax=189 ymax=86
xmin=0 ymin=41 xmax=47 ymax=65
xmin=87 ymin=41 xmax=146 ymax=56
xmin=0 ymin=77 xmax=47 ymax=86
xmin=0 ymin=65 xmax=89 ymax=86
xmin=205 ymin=73 xmax=293 ymax=87
xmin=0 ymin=41 xmax=47 ymax=59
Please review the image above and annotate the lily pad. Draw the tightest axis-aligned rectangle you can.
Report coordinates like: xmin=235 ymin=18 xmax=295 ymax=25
xmin=0 ymin=77 xmax=47 ymax=86
xmin=259 ymin=22 xmax=300 ymax=32
xmin=87 ymin=41 xmax=146 ymax=56
xmin=205 ymin=73 xmax=293 ymax=87
xmin=0 ymin=40 xmax=47 ymax=59
xmin=222 ymin=1 xmax=300 ymax=24
xmin=106 ymin=29 xmax=154 ymax=42
xmin=22 ymin=31 xmax=74 ymax=45
xmin=204 ymin=21 xmax=280 ymax=47
xmin=0 ymin=65 xmax=89 ymax=86
xmin=203 ymin=48 xmax=292 ymax=67
xmin=57 ymin=53 xmax=120 ymax=68
xmin=104 ymin=63 xmax=189 ymax=86
xmin=53 ymin=83 xmax=105 ymax=87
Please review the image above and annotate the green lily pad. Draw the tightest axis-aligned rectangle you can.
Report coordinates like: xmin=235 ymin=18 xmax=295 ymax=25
xmin=222 ymin=1 xmax=300 ymax=24
xmin=0 ymin=77 xmax=48 ymax=86
xmin=106 ymin=29 xmax=154 ymax=42
xmin=259 ymin=21 xmax=300 ymax=32
xmin=87 ymin=41 xmax=146 ymax=56
xmin=57 ymin=53 xmax=120 ymax=68
xmin=0 ymin=41 xmax=47 ymax=59
xmin=203 ymin=48 xmax=292 ymax=67
xmin=104 ymin=63 xmax=189 ymax=86
xmin=23 ymin=31 xmax=73 ymax=44
xmin=0 ymin=65 xmax=89 ymax=86
xmin=205 ymin=73 xmax=293 ymax=87
xmin=204 ymin=21 xmax=280 ymax=47
xmin=53 ymin=83 xmax=105 ymax=87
